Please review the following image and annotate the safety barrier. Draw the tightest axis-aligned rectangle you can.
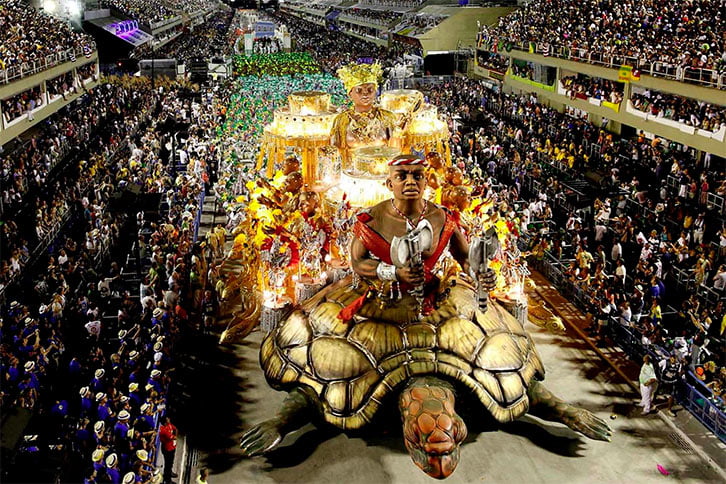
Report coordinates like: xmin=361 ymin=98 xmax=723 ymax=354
xmin=476 ymin=37 xmax=726 ymax=90
xmin=0 ymin=45 xmax=97 ymax=84
xmin=531 ymin=247 xmax=726 ymax=443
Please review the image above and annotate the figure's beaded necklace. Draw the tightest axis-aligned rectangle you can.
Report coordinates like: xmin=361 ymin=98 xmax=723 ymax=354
xmin=390 ymin=199 xmax=428 ymax=231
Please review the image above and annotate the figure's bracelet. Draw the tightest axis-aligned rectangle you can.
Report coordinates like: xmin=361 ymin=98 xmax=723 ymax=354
xmin=376 ymin=262 xmax=398 ymax=281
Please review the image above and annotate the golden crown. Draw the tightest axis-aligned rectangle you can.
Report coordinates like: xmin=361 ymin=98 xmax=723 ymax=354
xmin=337 ymin=62 xmax=383 ymax=93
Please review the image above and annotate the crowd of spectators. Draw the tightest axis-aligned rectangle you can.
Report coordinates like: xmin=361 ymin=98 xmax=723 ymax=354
xmin=1 ymin=85 xmax=44 ymax=124
xmin=0 ymin=0 xmax=95 ymax=78
xmin=273 ymin=11 xmax=388 ymax=74
xmin=631 ymin=89 xmax=726 ymax=132
xmin=394 ymin=13 xmax=447 ymax=35
xmin=357 ymin=0 xmax=424 ymax=9
xmin=340 ymin=7 xmax=404 ymax=26
xmin=1 ymin=74 xmax=222 ymax=482
xmin=479 ymin=0 xmax=726 ymax=83
xmin=101 ymin=0 xmax=212 ymax=26
xmin=477 ymin=52 xmax=509 ymax=73
xmin=560 ymin=74 xmax=624 ymax=104
xmin=1 ymin=79 xmax=160 ymax=302
xmin=136 ymin=8 xmax=235 ymax=64
xmin=424 ymin=80 xmax=725 ymax=408
xmin=47 ymin=72 xmax=79 ymax=100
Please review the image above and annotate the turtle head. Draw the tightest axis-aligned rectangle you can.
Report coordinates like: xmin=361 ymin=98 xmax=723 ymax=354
xmin=400 ymin=382 xmax=468 ymax=479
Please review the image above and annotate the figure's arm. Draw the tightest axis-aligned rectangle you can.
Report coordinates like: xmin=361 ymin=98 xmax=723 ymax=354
xmin=351 ymin=236 xmax=379 ymax=279
xmin=351 ymin=234 xmax=423 ymax=285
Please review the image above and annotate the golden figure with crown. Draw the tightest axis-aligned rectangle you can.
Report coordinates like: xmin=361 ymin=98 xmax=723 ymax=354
xmin=330 ymin=62 xmax=399 ymax=167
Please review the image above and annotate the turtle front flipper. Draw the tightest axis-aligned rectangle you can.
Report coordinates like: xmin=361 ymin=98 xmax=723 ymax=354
xmin=526 ymin=381 xmax=612 ymax=442
xmin=240 ymin=386 xmax=318 ymax=456
xmin=399 ymin=376 xmax=468 ymax=479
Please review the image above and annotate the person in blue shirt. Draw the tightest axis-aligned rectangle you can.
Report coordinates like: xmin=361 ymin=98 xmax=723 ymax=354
xmin=5 ymin=360 xmax=20 ymax=386
xmin=76 ymin=418 xmax=92 ymax=446
xmin=128 ymin=382 xmax=143 ymax=408
xmin=146 ymin=369 xmax=163 ymax=393
xmin=91 ymin=369 xmax=105 ymax=393
xmin=80 ymin=387 xmax=93 ymax=416
xmin=113 ymin=411 xmax=130 ymax=441
xmin=96 ymin=393 xmax=115 ymax=422
xmin=91 ymin=449 xmax=106 ymax=475
xmin=105 ymin=453 xmax=121 ymax=484
xmin=134 ymin=403 xmax=156 ymax=435
xmin=69 ymin=357 xmax=82 ymax=376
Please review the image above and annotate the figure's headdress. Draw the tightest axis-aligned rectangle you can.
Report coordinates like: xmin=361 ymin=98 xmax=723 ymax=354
xmin=337 ymin=62 xmax=383 ymax=93
xmin=389 ymin=154 xmax=427 ymax=166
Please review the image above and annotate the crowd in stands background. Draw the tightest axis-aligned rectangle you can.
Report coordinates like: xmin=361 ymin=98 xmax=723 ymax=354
xmin=479 ymin=0 xmax=725 ymax=77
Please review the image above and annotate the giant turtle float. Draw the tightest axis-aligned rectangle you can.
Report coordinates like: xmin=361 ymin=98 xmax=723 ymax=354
xmin=240 ymin=274 xmax=611 ymax=479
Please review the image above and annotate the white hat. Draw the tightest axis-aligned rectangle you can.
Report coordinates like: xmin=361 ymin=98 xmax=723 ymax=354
xmin=23 ymin=317 xmax=34 ymax=326
xmin=94 ymin=421 xmax=105 ymax=434
xmin=153 ymin=352 xmax=163 ymax=362
xmin=123 ymin=472 xmax=135 ymax=484
xmin=24 ymin=361 xmax=35 ymax=371
xmin=150 ymin=369 xmax=161 ymax=378
xmin=140 ymin=403 xmax=150 ymax=413
xmin=92 ymin=449 xmax=105 ymax=462
xmin=145 ymin=384 xmax=154 ymax=392
xmin=127 ymin=428 xmax=135 ymax=439
xmin=38 ymin=304 xmax=47 ymax=314
xmin=129 ymin=382 xmax=139 ymax=392
xmin=94 ymin=369 xmax=105 ymax=379
xmin=136 ymin=449 xmax=149 ymax=461
xmin=118 ymin=330 xmax=127 ymax=339
xmin=79 ymin=386 xmax=90 ymax=397
xmin=153 ymin=342 xmax=163 ymax=352
xmin=120 ymin=395 xmax=129 ymax=403
xmin=9 ymin=300 xmax=19 ymax=308
xmin=106 ymin=453 xmax=118 ymax=467
xmin=118 ymin=410 xmax=130 ymax=421
xmin=129 ymin=350 xmax=139 ymax=360
xmin=152 ymin=308 xmax=163 ymax=318
xmin=95 ymin=392 xmax=106 ymax=402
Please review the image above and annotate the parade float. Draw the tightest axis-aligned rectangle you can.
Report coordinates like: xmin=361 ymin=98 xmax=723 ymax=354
xmin=213 ymin=60 xmax=606 ymax=480
xmin=217 ymin=61 xmax=562 ymax=342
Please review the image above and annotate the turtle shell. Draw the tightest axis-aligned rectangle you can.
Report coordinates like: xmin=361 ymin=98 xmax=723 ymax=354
xmin=260 ymin=280 xmax=545 ymax=430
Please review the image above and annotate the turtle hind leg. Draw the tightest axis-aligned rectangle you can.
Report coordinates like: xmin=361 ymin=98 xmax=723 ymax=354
xmin=526 ymin=380 xmax=612 ymax=442
xmin=399 ymin=376 xmax=468 ymax=479
xmin=240 ymin=386 xmax=318 ymax=456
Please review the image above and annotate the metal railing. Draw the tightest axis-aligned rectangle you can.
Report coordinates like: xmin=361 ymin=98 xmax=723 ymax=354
xmin=0 ymin=45 xmax=97 ymax=85
xmin=384 ymin=75 xmax=456 ymax=90
xmin=476 ymin=37 xmax=726 ymax=90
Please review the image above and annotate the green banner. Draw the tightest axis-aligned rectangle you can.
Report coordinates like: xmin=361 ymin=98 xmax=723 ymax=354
xmin=508 ymin=72 xmax=556 ymax=92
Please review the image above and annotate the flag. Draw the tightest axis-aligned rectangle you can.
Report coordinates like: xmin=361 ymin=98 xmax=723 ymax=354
xmin=618 ymin=65 xmax=639 ymax=82
xmin=528 ymin=42 xmax=535 ymax=53
xmin=542 ymin=43 xmax=550 ymax=56
xmin=83 ymin=45 xmax=92 ymax=58
xmin=69 ymin=50 xmax=76 ymax=62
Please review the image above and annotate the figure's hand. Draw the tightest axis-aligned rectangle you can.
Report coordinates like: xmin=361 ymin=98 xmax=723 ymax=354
xmin=563 ymin=408 xmax=612 ymax=442
xmin=239 ymin=418 xmax=284 ymax=456
xmin=397 ymin=264 xmax=425 ymax=286
xmin=479 ymin=268 xmax=497 ymax=292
